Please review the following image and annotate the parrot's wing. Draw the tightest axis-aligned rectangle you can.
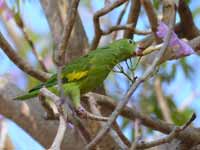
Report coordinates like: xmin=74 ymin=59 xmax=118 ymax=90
xmin=28 ymin=74 xmax=57 ymax=92
xmin=29 ymin=54 xmax=93 ymax=93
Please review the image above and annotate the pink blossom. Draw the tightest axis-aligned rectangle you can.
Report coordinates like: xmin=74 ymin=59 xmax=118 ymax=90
xmin=67 ymin=123 xmax=74 ymax=129
xmin=156 ymin=22 xmax=194 ymax=57
xmin=0 ymin=0 xmax=4 ymax=9
xmin=0 ymin=114 xmax=4 ymax=120
xmin=5 ymin=10 xmax=12 ymax=20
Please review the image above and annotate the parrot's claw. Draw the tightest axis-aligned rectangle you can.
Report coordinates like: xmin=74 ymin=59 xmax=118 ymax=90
xmin=67 ymin=122 xmax=74 ymax=129
xmin=75 ymin=106 xmax=88 ymax=118
xmin=43 ymin=112 xmax=59 ymax=120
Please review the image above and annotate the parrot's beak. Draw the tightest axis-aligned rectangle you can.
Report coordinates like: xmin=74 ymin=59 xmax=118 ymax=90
xmin=134 ymin=44 xmax=162 ymax=56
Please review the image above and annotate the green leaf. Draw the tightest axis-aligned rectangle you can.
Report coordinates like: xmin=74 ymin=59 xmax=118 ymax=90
xmin=179 ymin=58 xmax=194 ymax=79
xmin=152 ymin=0 xmax=160 ymax=9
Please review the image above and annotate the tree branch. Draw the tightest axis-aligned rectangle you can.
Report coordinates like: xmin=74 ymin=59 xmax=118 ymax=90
xmin=112 ymin=1 xmax=129 ymax=40
xmin=40 ymin=88 xmax=67 ymax=150
xmin=85 ymin=92 xmax=200 ymax=147
xmin=177 ymin=0 xmax=199 ymax=39
xmin=88 ymin=95 xmax=128 ymax=149
xmin=0 ymin=32 xmax=50 ymax=82
xmin=54 ymin=0 xmax=80 ymax=65
xmin=85 ymin=7 xmax=176 ymax=149
xmin=40 ymin=0 xmax=89 ymax=62
xmin=132 ymin=113 xmax=196 ymax=150
xmin=103 ymin=24 xmax=151 ymax=36
xmin=90 ymin=0 xmax=128 ymax=50
xmin=123 ymin=0 xmax=141 ymax=39
xmin=154 ymin=77 xmax=172 ymax=123
xmin=141 ymin=0 xmax=159 ymax=42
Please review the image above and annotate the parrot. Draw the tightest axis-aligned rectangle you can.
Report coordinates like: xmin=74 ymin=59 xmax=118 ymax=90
xmin=14 ymin=39 xmax=136 ymax=110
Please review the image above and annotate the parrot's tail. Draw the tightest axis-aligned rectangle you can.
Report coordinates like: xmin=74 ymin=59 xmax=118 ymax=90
xmin=13 ymin=90 xmax=39 ymax=101
xmin=29 ymin=81 xmax=57 ymax=93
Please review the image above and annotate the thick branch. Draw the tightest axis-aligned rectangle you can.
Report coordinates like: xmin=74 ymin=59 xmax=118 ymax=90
xmin=177 ymin=0 xmax=199 ymax=39
xmin=55 ymin=0 xmax=80 ymax=65
xmin=141 ymin=0 xmax=159 ymax=42
xmin=0 ymin=76 xmax=85 ymax=150
xmin=40 ymin=0 xmax=89 ymax=62
xmin=123 ymin=0 xmax=141 ymax=38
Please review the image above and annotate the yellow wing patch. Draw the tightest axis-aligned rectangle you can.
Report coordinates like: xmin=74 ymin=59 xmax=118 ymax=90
xmin=66 ymin=71 xmax=88 ymax=82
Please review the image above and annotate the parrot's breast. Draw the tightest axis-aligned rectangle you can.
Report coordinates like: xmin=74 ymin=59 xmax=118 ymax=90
xmin=78 ymin=64 xmax=113 ymax=94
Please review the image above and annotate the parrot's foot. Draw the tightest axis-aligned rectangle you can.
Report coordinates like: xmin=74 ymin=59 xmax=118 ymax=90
xmin=75 ymin=106 xmax=88 ymax=118
xmin=67 ymin=122 xmax=74 ymax=129
xmin=43 ymin=112 xmax=59 ymax=120
xmin=75 ymin=106 xmax=109 ymax=121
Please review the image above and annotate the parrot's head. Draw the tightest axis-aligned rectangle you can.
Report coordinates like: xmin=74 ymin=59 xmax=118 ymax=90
xmin=111 ymin=39 xmax=136 ymax=61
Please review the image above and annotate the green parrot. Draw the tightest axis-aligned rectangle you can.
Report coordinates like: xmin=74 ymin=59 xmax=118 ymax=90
xmin=14 ymin=39 xmax=136 ymax=109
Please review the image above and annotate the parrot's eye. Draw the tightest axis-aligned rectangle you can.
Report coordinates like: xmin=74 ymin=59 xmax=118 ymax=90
xmin=128 ymin=39 xmax=133 ymax=44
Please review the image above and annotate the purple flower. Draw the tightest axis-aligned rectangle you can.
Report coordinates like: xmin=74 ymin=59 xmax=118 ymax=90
xmin=0 ymin=114 xmax=4 ymax=120
xmin=5 ymin=10 xmax=12 ymax=21
xmin=176 ymin=40 xmax=194 ymax=56
xmin=67 ymin=122 xmax=74 ymax=129
xmin=0 ymin=0 xmax=4 ymax=9
xmin=156 ymin=22 xmax=194 ymax=57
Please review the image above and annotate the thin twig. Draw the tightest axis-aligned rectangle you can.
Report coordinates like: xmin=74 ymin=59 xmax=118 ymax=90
xmin=116 ymin=1 xmax=129 ymax=25
xmin=154 ymin=77 xmax=172 ymax=123
xmin=112 ymin=121 xmax=131 ymax=147
xmin=22 ymin=28 xmax=48 ymax=72
xmin=113 ymin=64 xmax=134 ymax=83
xmin=132 ymin=113 xmax=196 ymax=150
xmin=55 ymin=0 xmax=80 ymax=65
xmin=134 ymin=119 xmax=142 ymax=140
xmin=14 ymin=11 xmax=48 ymax=72
xmin=90 ymin=0 xmax=128 ymax=50
xmin=112 ymin=1 xmax=129 ymax=39
xmin=40 ymin=88 xmax=66 ymax=150
xmin=103 ymin=24 xmax=151 ymax=35
xmin=23 ymin=30 xmax=49 ymax=72
xmin=85 ymin=6 xmax=176 ymax=149
xmin=0 ymin=1 xmax=48 ymax=72
xmin=0 ymin=31 xmax=50 ymax=82
xmin=88 ymin=95 xmax=128 ymax=149
xmin=77 ymin=108 xmax=109 ymax=122
xmin=129 ymin=113 xmax=142 ymax=150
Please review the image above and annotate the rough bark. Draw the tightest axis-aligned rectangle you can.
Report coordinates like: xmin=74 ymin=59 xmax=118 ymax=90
xmin=40 ymin=0 xmax=89 ymax=63
xmin=0 ymin=76 xmax=85 ymax=149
